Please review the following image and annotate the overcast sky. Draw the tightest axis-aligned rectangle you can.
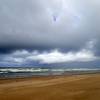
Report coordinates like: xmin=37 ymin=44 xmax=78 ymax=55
xmin=0 ymin=0 xmax=100 ymax=68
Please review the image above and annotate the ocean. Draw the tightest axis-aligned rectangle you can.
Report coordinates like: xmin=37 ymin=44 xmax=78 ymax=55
xmin=0 ymin=67 xmax=100 ymax=78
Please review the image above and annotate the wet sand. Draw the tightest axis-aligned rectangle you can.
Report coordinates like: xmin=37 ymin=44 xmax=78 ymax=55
xmin=0 ymin=74 xmax=100 ymax=100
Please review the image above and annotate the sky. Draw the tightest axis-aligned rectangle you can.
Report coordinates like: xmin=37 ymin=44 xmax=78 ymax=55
xmin=0 ymin=0 xmax=100 ymax=68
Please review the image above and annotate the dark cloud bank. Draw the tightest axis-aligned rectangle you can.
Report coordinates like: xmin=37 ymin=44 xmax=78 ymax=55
xmin=0 ymin=0 xmax=100 ymax=68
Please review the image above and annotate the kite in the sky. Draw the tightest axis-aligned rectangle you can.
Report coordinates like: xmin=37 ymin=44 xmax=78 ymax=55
xmin=53 ymin=15 xmax=57 ymax=22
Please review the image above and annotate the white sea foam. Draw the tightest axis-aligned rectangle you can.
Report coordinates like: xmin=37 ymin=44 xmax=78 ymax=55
xmin=0 ymin=68 xmax=49 ymax=73
xmin=0 ymin=68 xmax=100 ymax=73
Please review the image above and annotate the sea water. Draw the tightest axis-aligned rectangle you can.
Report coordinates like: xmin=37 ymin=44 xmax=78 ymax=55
xmin=0 ymin=67 xmax=100 ymax=78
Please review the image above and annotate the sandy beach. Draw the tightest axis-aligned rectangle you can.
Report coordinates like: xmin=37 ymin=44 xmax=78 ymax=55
xmin=0 ymin=74 xmax=100 ymax=100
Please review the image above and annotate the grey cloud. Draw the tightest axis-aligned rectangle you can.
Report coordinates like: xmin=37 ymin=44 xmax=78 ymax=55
xmin=0 ymin=40 xmax=99 ymax=65
xmin=0 ymin=0 xmax=99 ymax=53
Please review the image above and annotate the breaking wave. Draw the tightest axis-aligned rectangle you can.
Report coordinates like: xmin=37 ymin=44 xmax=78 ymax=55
xmin=0 ymin=68 xmax=100 ymax=73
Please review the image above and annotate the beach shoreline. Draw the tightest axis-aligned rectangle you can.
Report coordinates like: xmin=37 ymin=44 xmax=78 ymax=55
xmin=0 ymin=73 xmax=100 ymax=100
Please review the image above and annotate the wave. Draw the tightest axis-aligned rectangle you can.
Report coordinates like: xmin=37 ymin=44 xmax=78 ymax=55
xmin=0 ymin=68 xmax=100 ymax=73
xmin=0 ymin=68 xmax=49 ymax=73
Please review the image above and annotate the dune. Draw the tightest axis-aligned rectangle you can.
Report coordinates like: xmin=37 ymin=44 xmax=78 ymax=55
xmin=0 ymin=74 xmax=100 ymax=100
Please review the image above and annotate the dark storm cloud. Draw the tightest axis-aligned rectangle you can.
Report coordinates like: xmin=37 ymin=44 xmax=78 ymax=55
xmin=0 ymin=40 xmax=99 ymax=66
